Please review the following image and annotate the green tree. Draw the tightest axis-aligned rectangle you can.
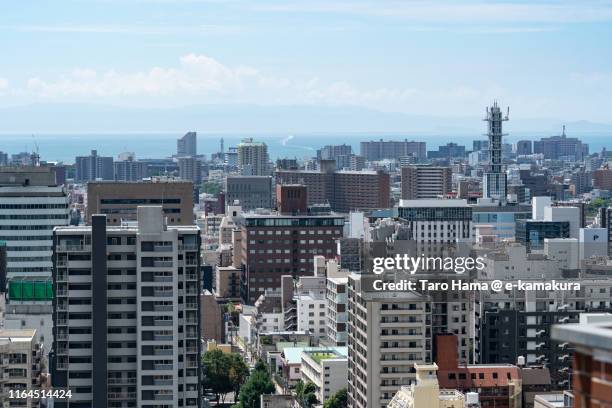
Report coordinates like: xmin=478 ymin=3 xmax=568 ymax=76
xmin=234 ymin=360 xmax=275 ymax=408
xmin=202 ymin=181 xmax=222 ymax=195
xmin=228 ymin=352 xmax=250 ymax=397
xmin=295 ymin=380 xmax=318 ymax=408
xmin=324 ymin=388 xmax=347 ymax=408
xmin=202 ymin=350 xmax=249 ymax=403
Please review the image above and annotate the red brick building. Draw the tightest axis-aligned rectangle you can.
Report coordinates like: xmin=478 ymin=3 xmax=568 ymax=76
xmin=436 ymin=334 xmax=522 ymax=408
xmin=552 ymin=321 xmax=612 ymax=408
xmin=276 ymin=184 xmax=308 ymax=215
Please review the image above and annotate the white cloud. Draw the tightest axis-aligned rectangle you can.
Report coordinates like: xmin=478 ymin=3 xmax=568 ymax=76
xmin=19 ymin=53 xmax=510 ymax=116
xmin=0 ymin=78 xmax=8 ymax=91
xmin=14 ymin=24 xmax=240 ymax=35
xmin=249 ymin=1 xmax=612 ymax=24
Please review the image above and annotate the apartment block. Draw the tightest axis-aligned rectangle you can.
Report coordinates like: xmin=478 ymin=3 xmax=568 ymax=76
xmin=347 ymin=273 xmax=432 ymax=408
xmin=237 ymin=138 xmax=269 ymax=176
xmin=0 ymin=329 xmax=45 ymax=408
xmin=479 ymin=279 xmax=612 ymax=386
xmin=51 ymin=207 xmax=201 ymax=408
xmin=114 ymin=159 xmax=148 ymax=182
xmin=360 ymin=139 xmax=426 ymax=162
xmin=178 ymin=157 xmax=202 ymax=184
xmin=75 ymin=150 xmax=114 ymax=182
xmin=86 ymin=180 xmax=194 ymax=226
xmin=276 ymin=163 xmax=390 ymax=212
xmin=400 ymin=165 xmax=452 ymax=200
xmin=300 ymin=347 xmax=348 ymax=402
xmin=177 ymin=132 xmax=197 ymax=157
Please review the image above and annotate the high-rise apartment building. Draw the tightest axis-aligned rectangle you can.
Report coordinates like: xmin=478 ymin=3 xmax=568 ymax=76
xmin=177 ymin=131 xmax=197 ymax=157
xmin=225 ymin=176 xmax=273 ymax=211
xmin=75 ymin=150 xmax=114 ymax=182
xmin=51 ymin=207 xmax=201 ymax=408
xmin=87 ymin=180 xmax=194 ymax=226
xmin=400 ymin=165 xmax=452 ymax=200
xmin=276 ymin=162 xmax=390 ymax=212
xmin=0 ymin=167 xmax=70 ymax=280
xmin=114 ymin=158 xmax=148 ymax=181
xmin=178 ymin=157 xmax=202 ymax=184
xmin=483 ymin=102 xmax=509 ymax=202
xmin=347 ymin=273 xmax=432 ymax=408
xmin=237 ymin=138 xmax=269 ymax=176
xmin=360 ymin=139 xmax=426 ymax=162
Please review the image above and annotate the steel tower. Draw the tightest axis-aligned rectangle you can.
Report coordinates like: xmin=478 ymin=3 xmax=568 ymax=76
xmin=483 ymin=101 xmax=509 ymax=202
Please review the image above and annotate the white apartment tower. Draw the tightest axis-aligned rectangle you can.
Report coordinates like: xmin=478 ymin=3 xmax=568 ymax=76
xmin=51 ymin=206 xmax=201 ymax=408
xmin=347 ymin=273 xmax=432 ymax=408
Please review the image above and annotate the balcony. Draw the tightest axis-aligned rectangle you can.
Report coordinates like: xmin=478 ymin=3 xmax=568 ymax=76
xmin=58 ymin=244 xmax=91 ymax=252
xmin=108 ymin=392 xmax=137 ymax=400
xmin=153 ymin=363 xmax=173 ymax=371
xmin=108 ymin=378 xmax=136 ymax=385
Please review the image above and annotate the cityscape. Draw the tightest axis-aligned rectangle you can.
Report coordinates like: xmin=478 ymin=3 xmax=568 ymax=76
xmin=2 ymin=115 xmax=612 ymax=407
xmin=3 ymin=1 xmax=612 ymax=408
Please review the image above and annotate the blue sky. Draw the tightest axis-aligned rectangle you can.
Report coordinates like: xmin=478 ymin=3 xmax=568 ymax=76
xmin=1 ymin=0 xmax=612 ymax=123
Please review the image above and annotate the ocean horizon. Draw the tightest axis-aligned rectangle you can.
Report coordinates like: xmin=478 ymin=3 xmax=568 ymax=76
xmin=1 ymin=131 xmax=611 ymax=164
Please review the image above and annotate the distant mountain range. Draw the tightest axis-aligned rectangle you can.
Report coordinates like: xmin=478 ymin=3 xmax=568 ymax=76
xmin=1 ymin=103 xmax=612 ymax=135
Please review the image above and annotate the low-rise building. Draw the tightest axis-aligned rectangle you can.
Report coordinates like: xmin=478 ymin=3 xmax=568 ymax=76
xmin=0 ymin=329 xmax=46 ymax=408
xmin=300 ymin=347 xmax=348 ymax=403
xmin=388 ymin=363 xmax=465 ymax=408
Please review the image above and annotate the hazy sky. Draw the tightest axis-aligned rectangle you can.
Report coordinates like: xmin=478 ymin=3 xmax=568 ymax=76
xmin=2 ymin=0 xmax=612 ymax=122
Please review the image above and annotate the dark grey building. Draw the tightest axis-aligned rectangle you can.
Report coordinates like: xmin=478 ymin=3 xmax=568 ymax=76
xmin=114 ymin=159 xmax=148 ymax=181
xmin=177 ymin=131 xmax=197 ymax=157
xmin=533 ymin=128 xmax=588 ymax=161
xmin=360 ymin=139 xmax=426 ymax=162
xmin=75 ymin=150 xmax=114 ymax=182
xmin=225 ymin=176 xmax=272 ymax=210
xmin=516 ymin=140 xmax=533 ymax=155
xmin=428 ymin=143 xmax=466 ymax=160
xmin=515 ymin=220 xmax=570 ymax=251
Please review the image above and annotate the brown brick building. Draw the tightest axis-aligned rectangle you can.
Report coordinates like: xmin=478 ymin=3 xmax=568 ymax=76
xmin=275 ymin=163 xmax=390 ymax=212
xmin=239 ymin=212 xmax=344 ymax=304
xmin=401 ymin=165 xmax=452 ymax=199
xmin=276 ymin=184 xmax=308 ymax=214
xmin=436 ymin=334 xmax=522 ymax=408
xmin=552 ymin=320 xmax=612 ymax=408
xmin=592 ymin=168 xmax=612 ymax=191
xmin=87 ymin=180 xmax=193 ymax=225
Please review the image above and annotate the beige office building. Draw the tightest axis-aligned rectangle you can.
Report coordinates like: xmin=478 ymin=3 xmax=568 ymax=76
xmin=86 ymin=179 xmax=193 ymax=225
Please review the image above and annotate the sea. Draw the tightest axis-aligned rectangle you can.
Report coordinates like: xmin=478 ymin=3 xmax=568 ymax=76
xmin=0 ymin=132 xmax=611 ymax=164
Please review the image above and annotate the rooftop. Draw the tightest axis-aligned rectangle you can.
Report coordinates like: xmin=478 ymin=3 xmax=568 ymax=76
xmin=551 ymin=322 xmax=612 ymax=351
